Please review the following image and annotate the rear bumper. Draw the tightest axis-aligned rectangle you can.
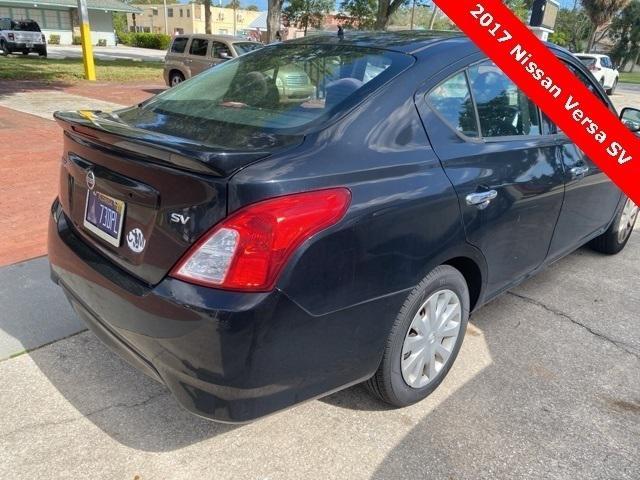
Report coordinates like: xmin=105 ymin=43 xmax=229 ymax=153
xmin=48 ymin=198 xmax=397 ymax=422
xmin=6 ymin=41 xmax=45 ymax=51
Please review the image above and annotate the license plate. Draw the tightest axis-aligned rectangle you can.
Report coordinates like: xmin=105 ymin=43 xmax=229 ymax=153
xmin=83 ymin=191 xmax=126 ymax=247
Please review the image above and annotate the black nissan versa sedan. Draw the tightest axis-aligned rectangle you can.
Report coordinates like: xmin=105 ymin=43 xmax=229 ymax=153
xmin=49 ymin=32 xmax=639 ymax=423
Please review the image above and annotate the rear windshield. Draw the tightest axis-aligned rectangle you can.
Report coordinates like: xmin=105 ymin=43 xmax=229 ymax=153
xmin=12 ymin=20 xmax=40 ymax=32
xmin=233 ymin=42 xmax=262 ymax=55
xmin=577 ymin=56 xmax=596 ymax=68
xmin=122 ymin=43 xmax=413 ymax=139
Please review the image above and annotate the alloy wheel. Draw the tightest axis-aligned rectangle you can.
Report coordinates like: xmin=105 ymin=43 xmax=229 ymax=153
xmin=617 ymin=198 xmax=638 ymax=243
xmin=401 ymin=289 xmax=462 ymax=389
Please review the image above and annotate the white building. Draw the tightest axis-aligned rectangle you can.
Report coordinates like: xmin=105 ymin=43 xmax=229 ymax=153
xmin=0 ymin=0 xmax=140 ymax=46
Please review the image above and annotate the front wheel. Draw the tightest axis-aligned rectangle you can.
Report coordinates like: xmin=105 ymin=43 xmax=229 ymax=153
xmin=0 ymin=40 xmax=8 ymax=56
xmin=607 ymin=78 xmax=618 ymax=95
xmin=589 ymin=196 xmax=638 ymax=254
xmin=366 ymin=265 xmax=470 ymax=407
xmin=169 ymin=71 xmax=185 ymax=87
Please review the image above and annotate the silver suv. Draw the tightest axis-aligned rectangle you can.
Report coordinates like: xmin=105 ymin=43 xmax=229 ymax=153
xmin=0 ymin=18 xmax=47 ymax=57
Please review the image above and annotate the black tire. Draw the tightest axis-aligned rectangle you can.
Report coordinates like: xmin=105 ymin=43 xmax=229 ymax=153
xmin=22 ymin=50 xmax=29 ymax=55
xmin=607 ymin=78 xmax=618 ymax=95
xmin=589 ymin=196 xmax=637 ymax=254
xmin=169 ymin=71 xmax=185 ymax=87
xmin=0 ymin=40 xmax=8 ymax=56
xmin=366 ymin=265 xmax=470 ymax=407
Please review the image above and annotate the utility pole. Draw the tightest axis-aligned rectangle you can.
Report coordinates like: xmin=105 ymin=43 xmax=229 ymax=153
xmin=76 ymin=0 xmax=96 ymax=80
xmin=163 ymin=0 xmax=169 ymax=34
xmin=428 ymin=5 xmax=439 ymax=30
xmin=410 ymin=0 xmax=416 ymax=30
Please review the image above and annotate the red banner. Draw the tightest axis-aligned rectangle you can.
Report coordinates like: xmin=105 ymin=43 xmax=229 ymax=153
xmin=433 ymin=0 xmax=640 ymax=206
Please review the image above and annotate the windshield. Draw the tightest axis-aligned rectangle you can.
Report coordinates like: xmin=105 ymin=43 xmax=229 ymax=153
xmin=12 ymin=20 xmax=40 ymax=32
xmin=120 ymin=43 xmax=413 ymax=143
xmin=233 ymin=42 xmax=262 ymax=55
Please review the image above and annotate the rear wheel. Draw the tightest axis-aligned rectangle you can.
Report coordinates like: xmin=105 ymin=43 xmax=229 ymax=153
xmin=366 ymin=265 xmax=470 ymax=407
xmin=589 ymin=196 xmax=638 ymax=254
xmin=170 ymin=71 xmax=185 ymax=87
xmin=22 ymin=50 xmax=29 ymax=55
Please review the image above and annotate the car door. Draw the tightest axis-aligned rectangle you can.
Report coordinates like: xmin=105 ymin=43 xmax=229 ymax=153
xmin=186 ymin=37 xmax=213 ymax=76
xmin=419 ymin=60 xmax=566 ymax=297
xmin=546 ymin=59 xmax=623 ymax=261
xmin=601 ymin=56 xmax=616 ymax=87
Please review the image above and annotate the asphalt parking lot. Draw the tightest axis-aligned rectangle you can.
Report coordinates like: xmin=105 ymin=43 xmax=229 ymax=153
xmin=0 ymin=85 xmax=638 ymax=479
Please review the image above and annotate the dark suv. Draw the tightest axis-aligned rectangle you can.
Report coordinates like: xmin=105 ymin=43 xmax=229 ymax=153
xmin=0 ymin=18 xmax=47 ymax=57
xmin=48 ymin=32 xmax=638 ymax=423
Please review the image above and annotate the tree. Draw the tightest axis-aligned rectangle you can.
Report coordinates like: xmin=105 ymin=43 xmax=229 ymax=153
xmin=610 ymin=0 xmax=640 ymax=70
xmin=226 ymin=0 xmax=241 ymax=35
xmin=268 ymin=0 xmax=285 ymax=42
xmin=203 ymin=0 xmax=212 ymax=34
xmin=374 ymin=0 xmax=408 ymax=30
xmin=548 ymin=8 xmax=592 ymax=52
xmin=339 ymin=0 xmax=377 ymax=29
xmin=581 ymin=0 xmax=630 ymax=51
xmin=284 ymin=0 xmax=333 ymax=35
xmin=246 ymin=4 xmax=260 ymax=10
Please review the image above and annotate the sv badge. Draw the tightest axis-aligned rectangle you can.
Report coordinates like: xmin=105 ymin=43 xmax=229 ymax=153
xmin=170 ymin=213 xmax=191 ymax=225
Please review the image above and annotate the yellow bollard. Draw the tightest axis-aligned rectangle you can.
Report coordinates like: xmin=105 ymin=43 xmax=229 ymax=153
xmin=77 ymin=0 xmax=96 ymax=81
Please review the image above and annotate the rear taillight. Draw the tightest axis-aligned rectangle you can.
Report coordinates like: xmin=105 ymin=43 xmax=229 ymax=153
xmin=170 ymin=188 xmax=351 ymax=291
xmin=42 ymin=34 xmax=46 ymax=43
xmin=7 ymin=33 xmax=14 ymax=41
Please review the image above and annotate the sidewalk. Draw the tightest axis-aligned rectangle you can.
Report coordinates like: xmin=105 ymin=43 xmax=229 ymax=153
xmin=0 ymin=82 xmax=164 ymax=267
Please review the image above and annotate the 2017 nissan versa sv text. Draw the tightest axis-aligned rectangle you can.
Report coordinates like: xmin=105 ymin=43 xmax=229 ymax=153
xmin=49 ymin=33 xmax=639 ymax=423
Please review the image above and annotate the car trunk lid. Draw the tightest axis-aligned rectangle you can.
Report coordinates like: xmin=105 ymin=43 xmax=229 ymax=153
xmin=54 ymin=110 xmax=301 ymax=285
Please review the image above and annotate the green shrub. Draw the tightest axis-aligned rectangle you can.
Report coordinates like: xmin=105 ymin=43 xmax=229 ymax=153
xmin=48 ymin=34 xmax=60 ymax=45
xmin=72 ymin=35 xmax=82 ymax=45
xmin=97 ymin=39 xmax=107 ymax=46
xmin=119 ymin=32 xmax=171 ymax=50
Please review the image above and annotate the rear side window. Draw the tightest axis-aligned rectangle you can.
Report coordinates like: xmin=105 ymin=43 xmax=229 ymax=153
xmin=577 ymin=56 xmax=596 ymax=69
xmin=171 ymin=37 xmax=188 ymax=53
xmin=468 ymin=61 xmax=541 ymax=137
xmin=11 ymin=20 xmax=41 ymax=32
xmin=189 ymin=38 xmax=208 ymax=56
xmin=427 ymin=72 xmax=479 ymax=138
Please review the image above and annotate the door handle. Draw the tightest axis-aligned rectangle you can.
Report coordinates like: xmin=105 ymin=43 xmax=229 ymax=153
xmin=570 ymin=165 xmax=589 ymax=178
xmin=466 ymin=190 xmax=498 ymax=210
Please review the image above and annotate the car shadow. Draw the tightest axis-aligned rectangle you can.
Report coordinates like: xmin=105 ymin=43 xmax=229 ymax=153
xmin=15 ymin=236 xmax=640 ymax=460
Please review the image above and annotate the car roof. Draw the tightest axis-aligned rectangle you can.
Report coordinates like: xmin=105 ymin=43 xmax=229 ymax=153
xmin=286 ymin=31 xmax=570 ymax=58
xmin=175 ymin=34 xmax=257 ymax=42
xmin=286 ymin=30 xmax=464 ymax=54
xmin=576 ymin=53 xmax=607 ymax=58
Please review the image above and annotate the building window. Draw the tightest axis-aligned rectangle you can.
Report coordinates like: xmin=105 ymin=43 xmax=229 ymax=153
xmin=218 ymin=12 xmax=224 ymax=20
xmin=187 ymin=10 xmax=190 ymax=18
xmin=167 ymin=8 xmax=174 ymax=17
xmin=152 ymin=8 xmax=158 ymax=16
xmin=43 ymin=10 xmax=60 ymax=29
xmin=180 ymin=9 xmax=183 ymax=17
xmin=195 ymin=7 xmax=201 ymax=19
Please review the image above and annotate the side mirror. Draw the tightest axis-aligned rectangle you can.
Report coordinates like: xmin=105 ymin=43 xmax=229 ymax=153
xmin=620 ymin=107 xmax=640 ymax=132
xmin=220 ymin=51 xmax=231 ymax=60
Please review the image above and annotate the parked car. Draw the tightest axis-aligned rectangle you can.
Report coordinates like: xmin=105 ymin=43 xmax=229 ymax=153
xmin=575 ymin=53 xmax=619 ymax=94
xmin=49 ymin=33 xmax=638 ymax=423
xmin=0 ymin=18 xmax=46 ymax=57
xmin=163 ymin=34 xmax=263 ymax=86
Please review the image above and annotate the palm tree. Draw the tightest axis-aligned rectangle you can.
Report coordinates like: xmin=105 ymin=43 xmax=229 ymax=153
xmin=204 ymin=0 xmax=212 ymax=34
xmin=581 ymin=0 xmax=630 ymax=51
xmin=226 ymin=0 xmax=241 ymax=36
